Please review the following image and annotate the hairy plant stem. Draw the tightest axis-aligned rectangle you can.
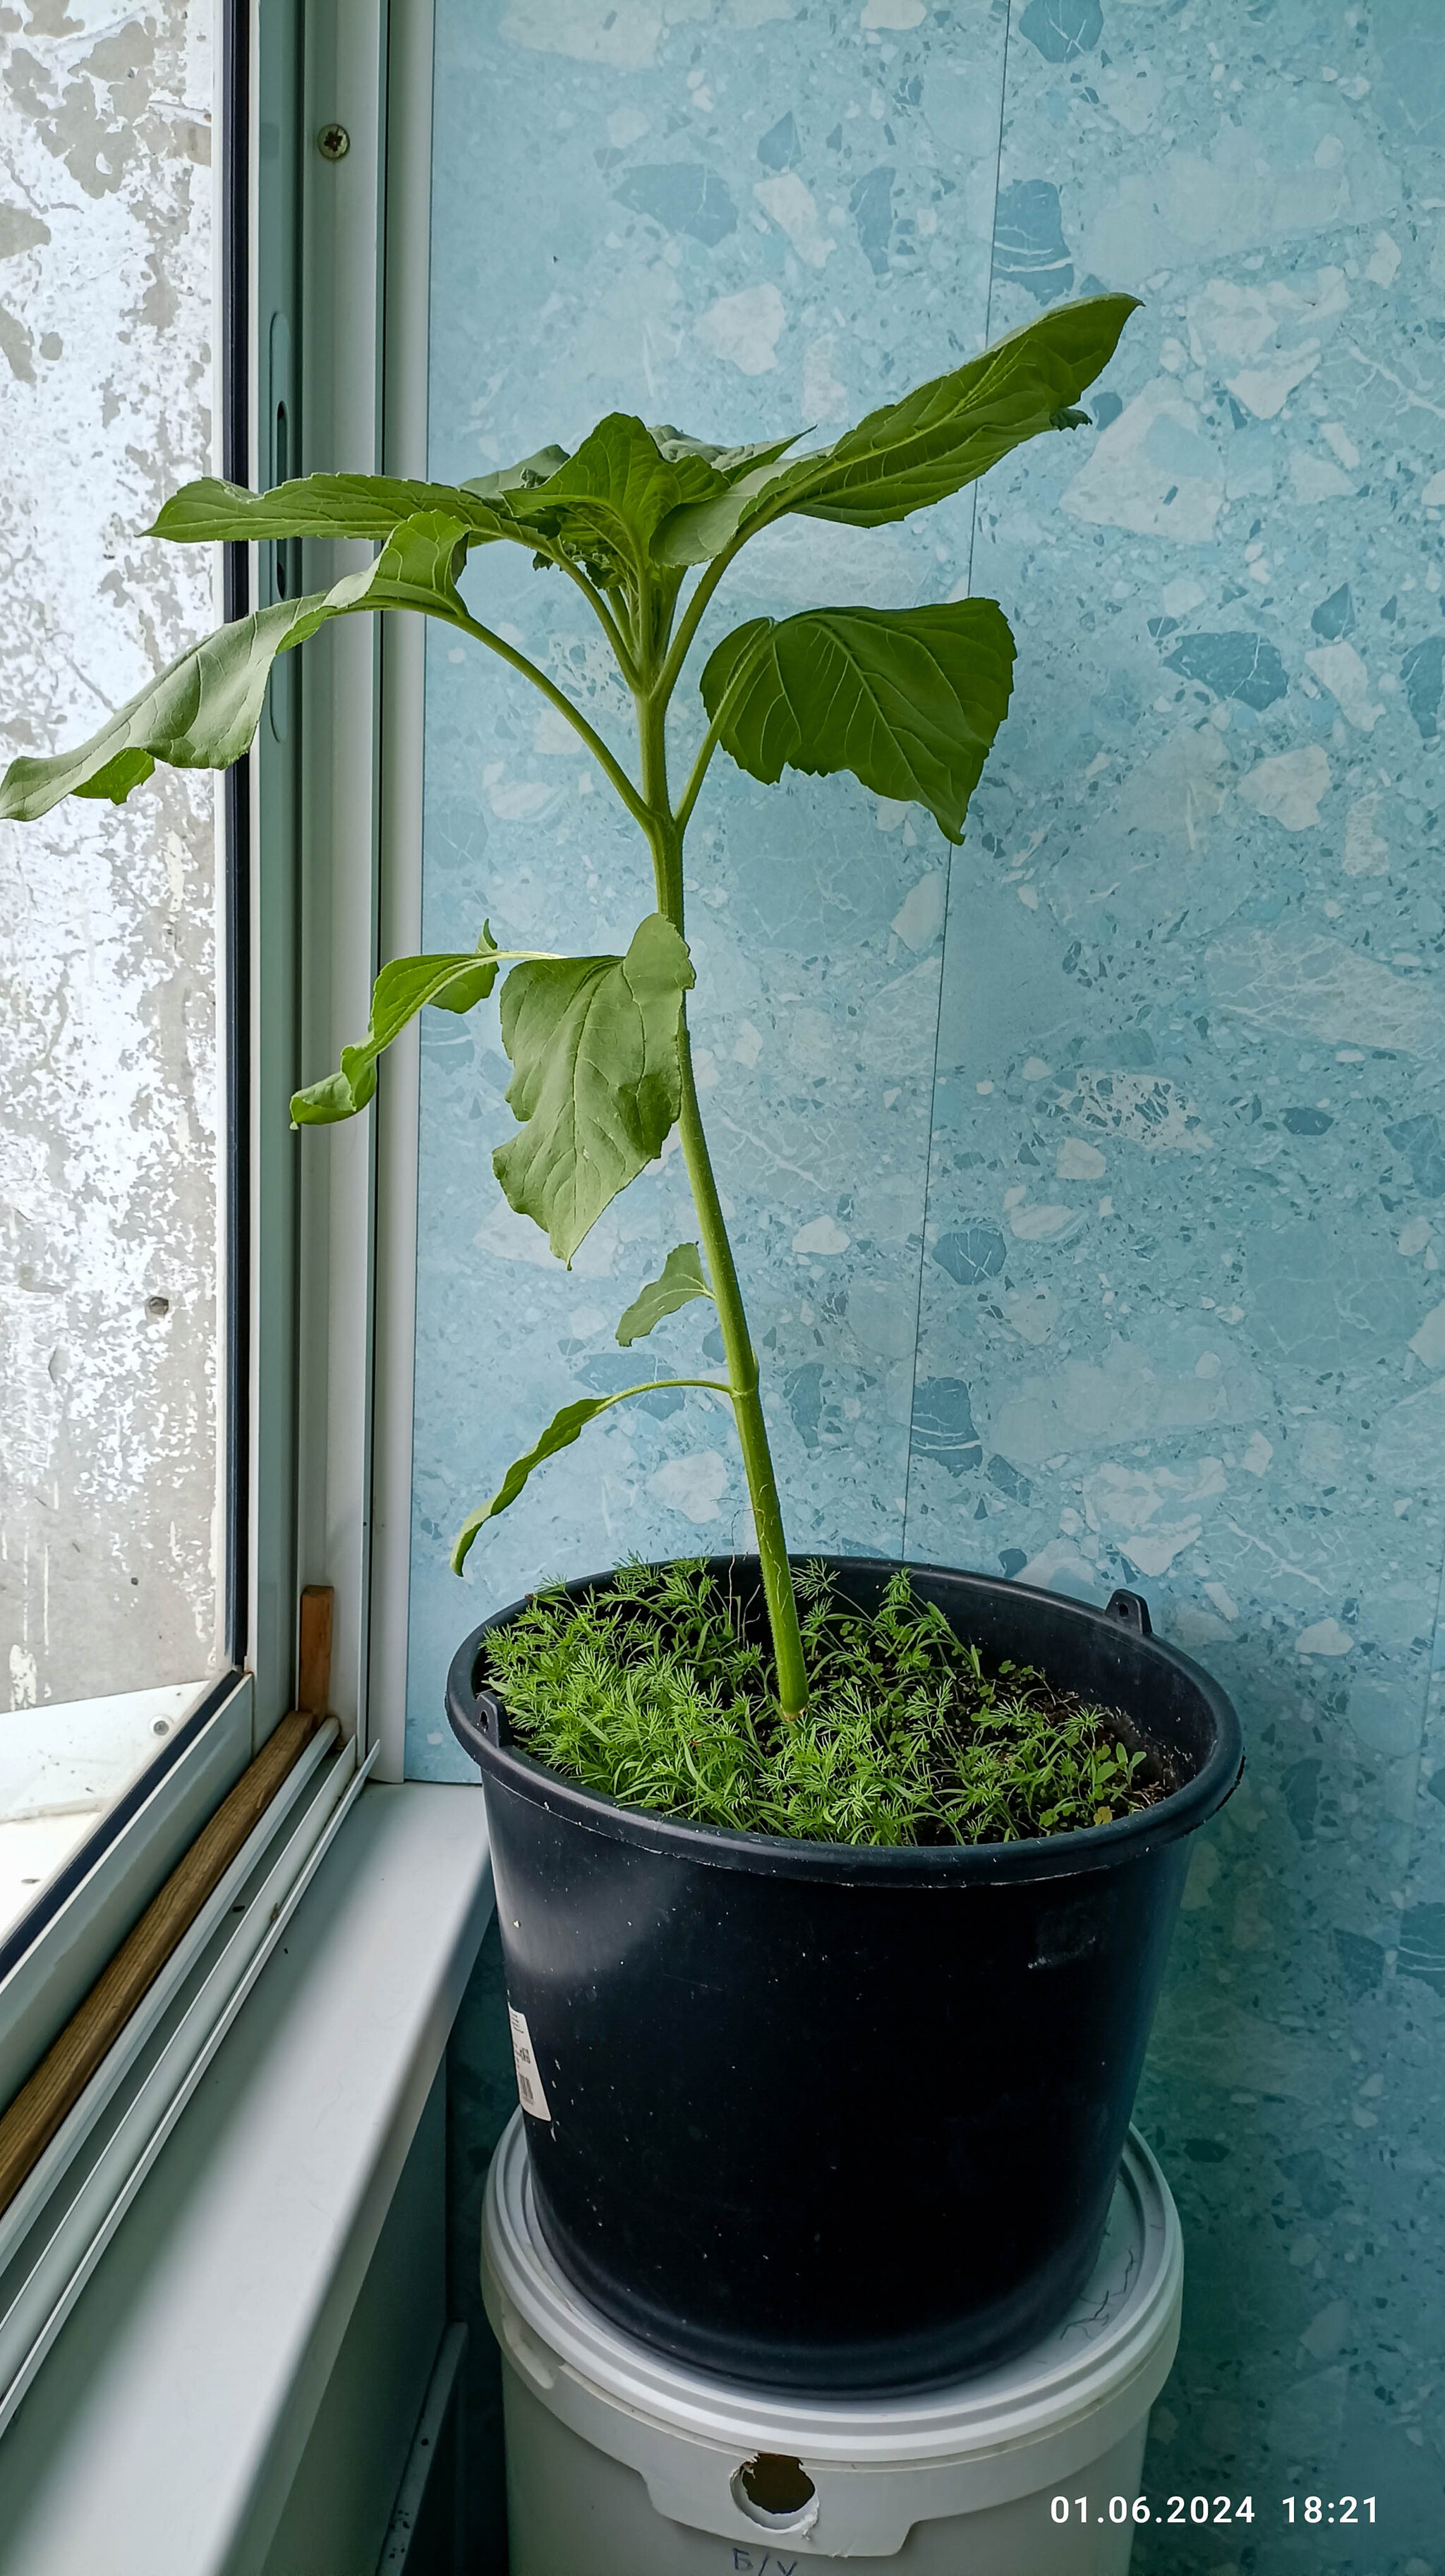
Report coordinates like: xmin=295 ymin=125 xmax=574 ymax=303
xmin=636 ymin=680 xmax=809 ymax=1718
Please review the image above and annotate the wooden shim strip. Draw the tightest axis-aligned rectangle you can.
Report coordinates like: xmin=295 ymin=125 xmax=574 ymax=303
xmin=0 ymin=1589 xmax=335 ymax=2220
xmin=296 ymin=1584 xmax=333 ymax=1720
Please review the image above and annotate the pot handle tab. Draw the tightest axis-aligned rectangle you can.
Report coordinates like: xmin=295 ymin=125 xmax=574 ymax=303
xmin=476 ymin=1685 xmax=507 ymax=1747
xmin=1104 ymin=1587 xmax=1152 ymax=1636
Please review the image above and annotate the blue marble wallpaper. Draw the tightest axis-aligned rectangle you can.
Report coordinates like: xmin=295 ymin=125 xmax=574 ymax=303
xmin=411 ymin=1 xmax=1445 ymax=2562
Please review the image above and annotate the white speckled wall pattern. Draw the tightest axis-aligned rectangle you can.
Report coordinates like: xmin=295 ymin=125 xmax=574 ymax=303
xmin=416 ymin=1 xmax=1445 ymax=2549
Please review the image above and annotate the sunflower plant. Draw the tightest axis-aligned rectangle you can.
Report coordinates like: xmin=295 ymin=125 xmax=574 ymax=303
xmin=1 ymin=293 xmax=1137 ymax=1721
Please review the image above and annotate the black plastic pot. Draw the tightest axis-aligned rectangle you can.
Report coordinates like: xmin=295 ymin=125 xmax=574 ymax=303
xmin=448 ymin=1555 xmax=1242 ymax=2393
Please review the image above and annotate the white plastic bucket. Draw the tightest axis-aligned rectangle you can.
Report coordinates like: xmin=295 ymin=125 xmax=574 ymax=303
xmin=481 ymin=2111 xmax=1183 ymax=2574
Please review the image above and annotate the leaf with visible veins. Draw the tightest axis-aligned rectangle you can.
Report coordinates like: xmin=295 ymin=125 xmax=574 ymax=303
xmin=493 ymin=913 xmax=695 ymax=1264
xmin=701 ymin=600 xmax=1016 ymax=844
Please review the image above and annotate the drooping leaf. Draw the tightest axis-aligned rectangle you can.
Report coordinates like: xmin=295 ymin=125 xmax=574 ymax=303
xmin=291 ymin=931 xmax=502 ymax=1126
xmin=701 ymin=600 xmax=1016 ymax=843
xmin=452 ymin=1374 xmax=725 ymax=1570
xmin=503 ymin=415 xmax=732 ymax=582
xmin=0 ymin=597 xmax=322 ymax=820
xmin=452 ymin=1395 xmax=619 ymax=1567
xmin=493 ymin=913 xmax=694 ymax=1264
xmin=615 ymin=1241 xmax=713 ymax=1347
xmin=149 ymin=473 xmax=518 ymax=545
xmin=654 ymin=293 xmax=1139 ymax=564
xmin=0 ymin=513 xmax=473 ymax=822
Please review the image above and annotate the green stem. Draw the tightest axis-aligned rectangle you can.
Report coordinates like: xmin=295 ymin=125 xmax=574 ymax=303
xmin=454 ymin=609 xmax=650 ymax=830
xmin=675 ymin=1021 xmax=809 ymax=1718
xmin=672 ymin=718 xmax=721 ymax=840
xmin=549 ymin=555 xmax=639 ymax=688
xmin=655 ymin=535 xmax=745 ymax=705
xmin=636 ymin=688 xmax=809 ymax=1719
xmin=653 ymin=478 xmax=804 ymax=706
xmin=672 ymin=621 xmax=778 ymax=834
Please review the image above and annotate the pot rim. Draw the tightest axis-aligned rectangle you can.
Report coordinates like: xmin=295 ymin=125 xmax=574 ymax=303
xmin=445 ymin=1552 xmax=1244 ymax=1886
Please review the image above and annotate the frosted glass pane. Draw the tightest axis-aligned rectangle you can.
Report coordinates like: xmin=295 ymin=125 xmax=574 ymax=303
xmin=0 ymin=6 xmax=219 ymax=1734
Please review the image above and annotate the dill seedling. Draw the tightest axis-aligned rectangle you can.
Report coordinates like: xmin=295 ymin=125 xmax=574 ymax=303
xmin=483 ymin=1561 xmax=1160 ymax=1847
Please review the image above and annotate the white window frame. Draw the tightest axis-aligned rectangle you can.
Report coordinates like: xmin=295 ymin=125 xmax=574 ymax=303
xmin=284 ymin=0 xmax=431 ymax=1783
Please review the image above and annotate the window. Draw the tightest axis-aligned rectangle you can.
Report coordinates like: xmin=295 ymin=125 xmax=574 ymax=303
xmin=0 ymin=6 xmax=230 ymax=1951
xmin=0 ymin=0 xmax=427 ymax=2003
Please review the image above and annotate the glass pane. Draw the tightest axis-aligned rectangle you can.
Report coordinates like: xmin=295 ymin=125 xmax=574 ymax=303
xmin=0 ymin=7 xmax=221 ymax=1936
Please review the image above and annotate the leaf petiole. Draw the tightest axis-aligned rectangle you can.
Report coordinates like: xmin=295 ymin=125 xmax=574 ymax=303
xmin=452 ymin=607 xmax=651 ymax=828
xmin=671 ymin=620 xmax=777 ymax=834
xmin=452 ymin=1375 xmax=734 ymax=1572
xmin=545 ymin=549 xmax=641 ymax=688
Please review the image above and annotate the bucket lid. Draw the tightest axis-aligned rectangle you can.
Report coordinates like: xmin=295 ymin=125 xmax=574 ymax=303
xmin=482 ymin=2109 xmax=1182 ymax=2472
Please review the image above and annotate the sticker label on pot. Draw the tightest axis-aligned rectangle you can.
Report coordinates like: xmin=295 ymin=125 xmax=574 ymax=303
xmin=508 ymin=2007 xmax=552 ymax=2120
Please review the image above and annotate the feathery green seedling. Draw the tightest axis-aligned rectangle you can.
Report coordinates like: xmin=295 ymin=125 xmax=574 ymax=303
xmin=483 ymin=1562 xmax=1157 ymax=1845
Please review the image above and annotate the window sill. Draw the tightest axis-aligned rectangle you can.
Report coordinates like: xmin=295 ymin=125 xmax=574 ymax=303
xmin=0 ymin=1780 xmax=492 ymax=2576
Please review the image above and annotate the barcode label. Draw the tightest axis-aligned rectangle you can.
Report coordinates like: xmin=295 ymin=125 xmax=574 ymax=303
xmin=508 ymin=2006 xmax=552 ymax=2120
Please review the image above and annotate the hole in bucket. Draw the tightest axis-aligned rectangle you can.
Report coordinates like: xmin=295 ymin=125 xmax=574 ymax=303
xmin=732 ymin=2455 xmax=818 ymax=2532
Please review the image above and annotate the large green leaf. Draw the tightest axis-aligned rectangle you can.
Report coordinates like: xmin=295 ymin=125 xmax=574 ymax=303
xmin=655 ymin=293 xmax=1139 ymax=565
xmin=701 ymin=600 xmax=1015 ymax=844
xmin=502 ymin=415 xmax=732 ymax=583
xmin=452 ymin=1374 xmax=727 ymax=1571
xmin=493 ymin=913 xmax=694 ymax=1264
xmin=291 ymin=932 xmax=502 ymax=1126
xmin=150 ymin=473 xmax=517 ymax=545
xmin=0 ymin=513 xmax=473 ymax=822
xmin=615 ymin=1242 xmax=713 ymax=1347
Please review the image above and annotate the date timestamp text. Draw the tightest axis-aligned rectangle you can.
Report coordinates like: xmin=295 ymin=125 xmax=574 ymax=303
xmin=1051 ymin=2496 xmax=1377 ymax=2528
